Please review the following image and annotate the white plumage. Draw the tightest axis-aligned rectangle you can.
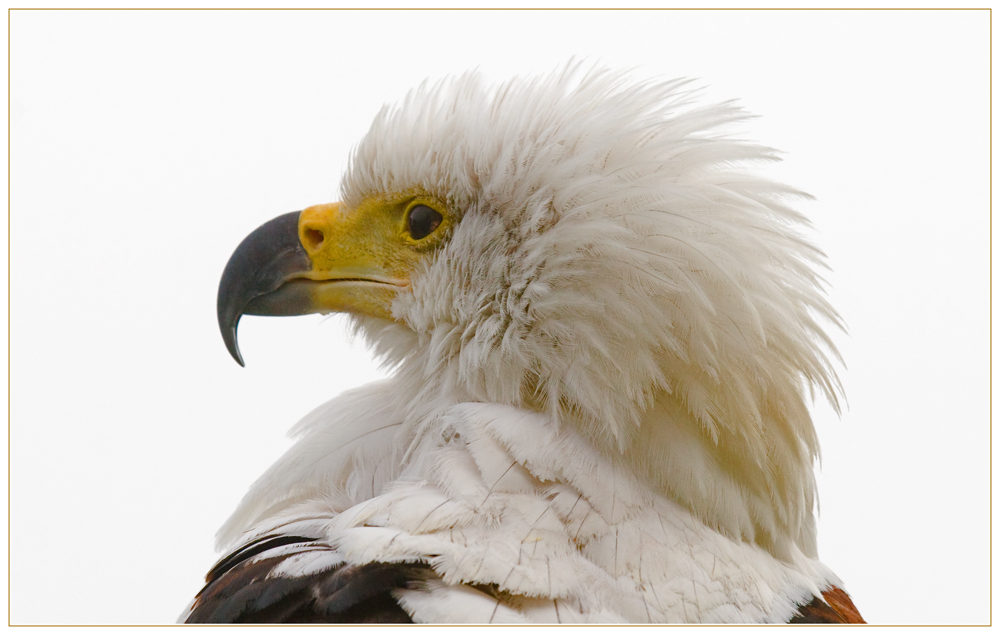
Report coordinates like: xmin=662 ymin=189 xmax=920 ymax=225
xmin=187 ymin=65 xmax=859 ymax=624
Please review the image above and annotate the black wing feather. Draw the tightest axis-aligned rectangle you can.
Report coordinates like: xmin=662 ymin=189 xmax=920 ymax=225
xmin=186 ymin=534 xmax=437 ymax=624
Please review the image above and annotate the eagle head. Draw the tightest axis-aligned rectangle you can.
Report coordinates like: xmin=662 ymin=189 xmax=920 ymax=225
xmin=217 ymin=66 xmax=842 ymax=559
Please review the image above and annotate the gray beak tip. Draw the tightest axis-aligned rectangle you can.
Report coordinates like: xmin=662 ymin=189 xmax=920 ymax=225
xmin=220 ymin=319 xmax=246 ymax=367
xmin=217 ymin=211 xmax=308 ymax=368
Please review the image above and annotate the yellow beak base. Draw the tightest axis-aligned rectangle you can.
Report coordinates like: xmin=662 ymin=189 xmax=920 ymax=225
xmin=217 ymin=196 xmax=438 ymax=365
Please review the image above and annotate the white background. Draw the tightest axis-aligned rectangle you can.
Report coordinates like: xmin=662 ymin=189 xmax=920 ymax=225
xmin=8 ymin=9 xmax=990 ymax=626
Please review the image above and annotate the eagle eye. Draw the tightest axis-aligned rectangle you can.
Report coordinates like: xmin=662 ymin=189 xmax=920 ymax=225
xmin=406 ymin=204 xmax=443 ymax=240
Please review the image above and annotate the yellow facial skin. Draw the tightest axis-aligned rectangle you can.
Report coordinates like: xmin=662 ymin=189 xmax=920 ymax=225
xmin=217 ymin=189 xmax=453 ymax=365
xmin=293 ymin=191 xmax=452 ymax=320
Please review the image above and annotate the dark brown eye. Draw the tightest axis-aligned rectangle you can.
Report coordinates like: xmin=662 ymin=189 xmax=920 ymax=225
xmin=406 ymin=205 xmax=442 ymax=240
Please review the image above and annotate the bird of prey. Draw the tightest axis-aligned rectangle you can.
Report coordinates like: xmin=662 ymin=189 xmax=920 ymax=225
xmin=183 ymin=66 xmax=864 ymax=624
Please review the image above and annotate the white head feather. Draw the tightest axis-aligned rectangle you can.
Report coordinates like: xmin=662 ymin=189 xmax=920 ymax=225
xmin=224 ymin=65 xmax=843 ymax=567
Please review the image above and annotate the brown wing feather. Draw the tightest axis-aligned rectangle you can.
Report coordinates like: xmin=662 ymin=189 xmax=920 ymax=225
xmin=789 ymin=586 xmax=866 ymax=624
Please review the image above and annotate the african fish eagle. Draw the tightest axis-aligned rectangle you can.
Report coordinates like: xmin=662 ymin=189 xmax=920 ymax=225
xmin=183 ymin=66 xmax=864 ymax=624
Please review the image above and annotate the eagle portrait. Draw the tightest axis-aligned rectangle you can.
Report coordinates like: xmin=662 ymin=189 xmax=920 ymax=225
xmin=182 ymin=65 xmax=863 ymax=624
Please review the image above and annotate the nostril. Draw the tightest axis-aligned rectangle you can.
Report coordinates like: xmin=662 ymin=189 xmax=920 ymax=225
xmin=303 ymin=227 xmax=325 ymax=251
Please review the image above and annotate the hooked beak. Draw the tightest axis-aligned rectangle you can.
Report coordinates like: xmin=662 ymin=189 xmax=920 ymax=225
xmin=216 ymin=211 xmax=313 ymax=366
xmin=217 ymin=202 xmax=411 ymax=366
